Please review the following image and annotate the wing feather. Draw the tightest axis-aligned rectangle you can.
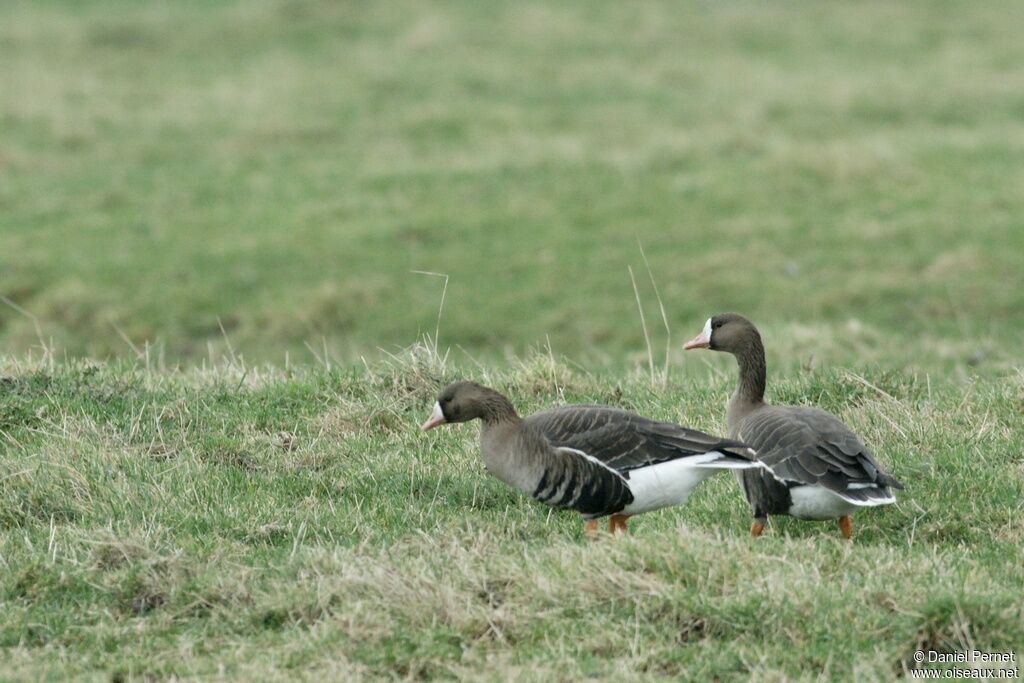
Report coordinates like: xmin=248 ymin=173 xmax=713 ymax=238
xmin=526 ymin=405 xmax=757 ymax=473
xmin=739 ymin=406 xmax=903 ymax=504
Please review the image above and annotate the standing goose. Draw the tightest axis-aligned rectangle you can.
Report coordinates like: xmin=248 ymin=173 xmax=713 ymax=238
xmin=421 ymin=381 xmax=763 ymax=536
xmin=683 ymin=313 xmax=903 ymax=539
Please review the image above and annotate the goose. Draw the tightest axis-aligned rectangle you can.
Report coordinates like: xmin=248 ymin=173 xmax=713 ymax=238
xmin=420 ymin=381 xmax=763 ymax=536
xmin=683 ymin=313 xmax=903 ymax=539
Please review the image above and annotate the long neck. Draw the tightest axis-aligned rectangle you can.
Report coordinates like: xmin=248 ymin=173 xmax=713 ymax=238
xmin=476 ymin=389 xmax=520 ymax=425
xmin=726 ymin=335 xmax=766 ymax=436
xmin=477 ymin=392 xmax=541 ymax=494
xmin=733 ymin=332 xmax=766 ymax=405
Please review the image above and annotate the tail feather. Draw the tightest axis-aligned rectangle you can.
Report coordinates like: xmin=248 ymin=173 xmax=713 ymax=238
xmin=646 ymin=426 xmax=755 ymax=459
xmin=878 ymin=472 xmax=904 ymax=490
xmin=835 ymin=482 xmax=897 ymax=506
xmin=688 ymin=449 xmax=768 ymax=471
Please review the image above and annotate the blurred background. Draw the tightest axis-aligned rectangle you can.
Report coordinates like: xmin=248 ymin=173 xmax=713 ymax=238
xmin=2 ymin=0 xmax=1022 ymax=373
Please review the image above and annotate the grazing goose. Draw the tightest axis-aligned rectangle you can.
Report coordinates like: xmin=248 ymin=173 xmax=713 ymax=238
xmin=421 ymin=381 xmax=763 ymax=536
xmin=683 ymin=313 xmax=903 ymax=539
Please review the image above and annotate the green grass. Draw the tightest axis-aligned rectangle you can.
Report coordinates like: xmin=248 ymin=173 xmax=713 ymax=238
xmin=2 ymin=0 xmax=1024 ymax=367
xmin=2 ymin=0 xmax=1024 ymax=679
xmin=0 ymin=352 xmax=1022 ymax=680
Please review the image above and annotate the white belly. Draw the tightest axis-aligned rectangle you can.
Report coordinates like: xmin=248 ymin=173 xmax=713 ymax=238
xmin=788 ymin=485 xmax=859 ymax=520
xmin=621 ymin=459 xmax=717 ymax=515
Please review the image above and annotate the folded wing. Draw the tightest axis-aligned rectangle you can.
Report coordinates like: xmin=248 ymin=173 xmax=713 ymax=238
xmin=526 ymin=405 xmax=759 ymax=473
xmin=739 ymin=406 xmax=903 ymax=506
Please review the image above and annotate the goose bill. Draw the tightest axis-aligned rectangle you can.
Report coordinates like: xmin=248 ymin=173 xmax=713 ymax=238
xmin=683 ymin=318 xmax=712 ymax=350
xmin=420 ymin=401 xmax=447 ymax=431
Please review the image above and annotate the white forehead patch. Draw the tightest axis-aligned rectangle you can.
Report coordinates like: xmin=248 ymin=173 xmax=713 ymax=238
xmin=703 ymin=317 xmax=712 ymax=338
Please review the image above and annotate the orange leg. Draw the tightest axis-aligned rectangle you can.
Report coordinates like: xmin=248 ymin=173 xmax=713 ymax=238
xmin=750 ymin=520 xmax=765 ymax=538
xmin=608 ymin=514 xmax=629 ymax=535
xmin=838 ymin=515 xmax=853 ymax=540
xmin=584 ymin=519 xmax=599 ymax=540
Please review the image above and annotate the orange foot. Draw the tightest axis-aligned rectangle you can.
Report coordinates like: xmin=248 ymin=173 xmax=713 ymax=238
xmin=750 ymin=520 xmax=765 ymax=538
xmin=838 ymin=515 xmax=853 ymax=540
xmin=609 ymin=514 xmax=629 ymax=535
xmin=584 ymin=519 xmax=599 ymax=540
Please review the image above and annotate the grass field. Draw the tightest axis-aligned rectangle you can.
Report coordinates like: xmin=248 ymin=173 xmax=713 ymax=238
xmin=3 ymin=0 xmax=1024 ymax=368
xmin=1 ymin=352 xmax=1022 ymax=680
xmin=2 ymin=0 xmax=1023 ymax=680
